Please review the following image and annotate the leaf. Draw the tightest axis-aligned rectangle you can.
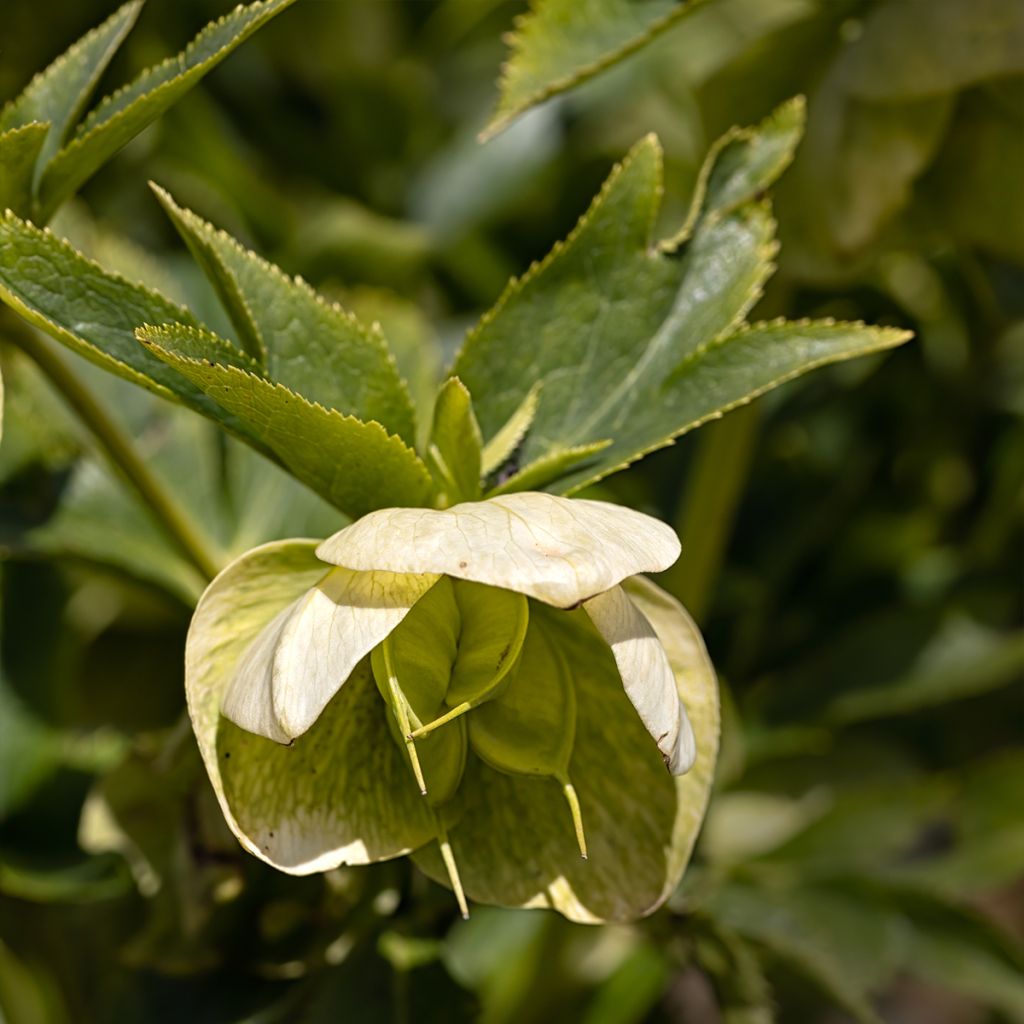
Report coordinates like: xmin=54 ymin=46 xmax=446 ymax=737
xmin=137 ymin=324 xmax=433 ymax=518
xmin=413 ymin=575 xmax=719 ymax=922
xmin=694 ymin=921 xmax=776 ymax=1024
xmin=705 ymin=883 xmax=892 ymax=1024
xmin=823 ymin=615 xmax=1024 ymax=725
xmin=36 ymin=0 xmax=299 ymax=221
xmin=456 ymin=103 xmax=908 ymax=495
xmin=0 ymin=212 xmax=244 ymax=429
xmin=484 ymin=0 xmax=713 ymax=140
xmin=485 ymin=440 xmax=611 ymax=496
xmin=0 ymin=0 xmax=143 ymax=173
xmin=185 ymin=540 xmax=437 ymax=873
xmin=901 ymin=904 xmax=1024 ymax=1021
xmin=151 ymin=185 xmax=417 ymax=442
xmin=0 ymin=677 xmax=61 ymax=820
xmin=0 ymin=124 xmax=48 ymax=218
xmin=480 ymin=382 xmax=541 ymax=479
xmin=426 ymin=378 xmax=483 ymax=505
xmin=4 ymin=342 xmax=341 ymax=603
xmin=842 ymin=0 xmax=1024 ymax=102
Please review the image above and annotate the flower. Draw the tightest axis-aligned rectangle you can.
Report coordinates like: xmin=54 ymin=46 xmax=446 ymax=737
xmin=186 ymin=492 xmax=719 ymax=923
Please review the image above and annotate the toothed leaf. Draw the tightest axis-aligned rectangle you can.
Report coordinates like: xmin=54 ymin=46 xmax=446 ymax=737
xmin=485 ymin=0 xmax=711 ymax=140
xmin=36 ymin=0 xmax=299 ymax=220
xmin=0 ymin=124 xmax=48 ymax=218
xmin=485 ymin=440 xmax=611 ymax=496
xmin=0 ymin=211 xmax=256 ymax=432
xmin=137 ymin=323 xmax=433 ymax=517
xmin=0 ymin=1 xmax=142 ymax=175
xmin=481 ymin=382 xmax=541 ymax=479
xmin=426 ymin=378 xmax=483 ymax=505
xmin=152 ymin=185 xmax=417 ymax=442
xmin=455 ymin=102 xmax=910 ymax=494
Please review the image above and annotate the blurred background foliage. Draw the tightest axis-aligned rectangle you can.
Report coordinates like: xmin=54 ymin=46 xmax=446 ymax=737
xmin=0 ymin=0 xmax=1022 ymax=1021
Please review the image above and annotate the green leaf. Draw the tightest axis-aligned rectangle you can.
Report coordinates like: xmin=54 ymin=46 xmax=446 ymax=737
xmin=843 ymin=0 xmax=1024 ymax=102
xmin=137 ymin=324 xmax=433 ymax=518
xmin=823 ymin=615 xmax=1024 ymax=725
xmin=484 ymin=0 xmax=713 ymax=140
xmin=36 ymin=0 xmax=299 ymax=221
xmin=0 ymin=0 xmax=142 ymax=174
xmin=426 ymin=378 xmax=483 ymax=505
xmin=480 ymin=382 xmax=541 ymax=479
xmin=901 ymin=903 xmax=1024 ymax=1021
xmin=485 ymin=440 xmax=611 ymax=496
xmin=151 ymin=184 xmax=417 ymax=442
xmin=455 ymin=103 xmax=909 ymax=495
xmin=694 ymin=921 xmax=776 ymax=1024
xmin=0 ymin=212 xmax=242 ymax=427
xmin=0 ymin=124 xmax=48 ymax=218
xmin=705 ymin=883 xmax=891 ymax=1024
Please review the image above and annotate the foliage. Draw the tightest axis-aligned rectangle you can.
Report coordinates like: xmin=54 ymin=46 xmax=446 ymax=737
xmin=0 ymin=0 xmax=1021 ymax=1021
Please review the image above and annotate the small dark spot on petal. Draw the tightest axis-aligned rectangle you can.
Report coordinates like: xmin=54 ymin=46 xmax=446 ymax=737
xmin=459 ymin=561 xmax=468 ymax=569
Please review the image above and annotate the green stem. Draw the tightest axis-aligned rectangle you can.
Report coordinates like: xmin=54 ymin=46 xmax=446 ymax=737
xmin=662 ymin=404 xmax=760 ymax=624
xmin=3 ymin=315 xmax=220 ymax=582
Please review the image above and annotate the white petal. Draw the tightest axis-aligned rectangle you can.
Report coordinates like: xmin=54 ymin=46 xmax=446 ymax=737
xmin=222 ymin=567 xmax=438 ymax=742
xmin=316 ymin=492 xmax=680 ymax=609
xmin=221 ymin=598 xmax=300 ymax=744
xmin=584 ymin=584 xmax=696 ymax=775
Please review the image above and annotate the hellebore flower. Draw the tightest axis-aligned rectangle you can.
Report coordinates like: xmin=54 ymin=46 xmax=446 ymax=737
xmin=186 ymin=492 xmax=719 ymax=923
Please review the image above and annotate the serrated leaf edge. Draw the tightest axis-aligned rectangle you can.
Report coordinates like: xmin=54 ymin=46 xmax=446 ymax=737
xmin=135 ymin=321 xmax=263 ymax=372
xmin=138 ymin=331 xmax=434 ymax=498
xmin=74 ymin=0 xmax=296 ymax=140
xmin=0 ymin=0 xmax=144 ymax=135
xmin=454 ymin=134 xmax=663 ymax=372
xmin=149 ymin=182 xmax=418 ymax=437
xmin=480 ymin=380 xmax=543 ymax=476
xmin=38 ymin=0 xmax=299 ymax=218
xmin=560 ymin=319 xmax=913 ymax=496
xmin=483 ymin=0 xmax=715 ymax=141
xmin=661 ymin=95 xmax=806 ymax=253
xmin=0 ymin=208 xmax=198 ymax=402
xmin=488 ymin=438 xmax=612 ymax=497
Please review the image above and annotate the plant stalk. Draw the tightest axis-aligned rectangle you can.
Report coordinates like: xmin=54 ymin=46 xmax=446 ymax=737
xmin=2 ymin=313 xmax=220 ymax=582
xmin=662 ymin=403 xmax=760 ymax=623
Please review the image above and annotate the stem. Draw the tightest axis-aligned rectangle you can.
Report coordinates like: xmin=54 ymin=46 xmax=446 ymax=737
xmin=3 ymin=315 xmax=220 ymax=582
xmin=662 ymin=404 xmax=760 ymax=624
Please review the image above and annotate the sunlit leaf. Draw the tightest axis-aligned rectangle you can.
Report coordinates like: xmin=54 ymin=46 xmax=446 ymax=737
xmin=152 ymin=185 xmax=417 ymax=442
xmin=0 ymin=0 xmax=142 ymax=173
xmin=455 ymin=101 xmax=909 ymax=494
xmin=36 ymin=0 xmax=299 ymax=220
xmin=485 ymin=0 xmax=712 ymax=140
xmin=138 ymin=324 xmax=434 ymax=517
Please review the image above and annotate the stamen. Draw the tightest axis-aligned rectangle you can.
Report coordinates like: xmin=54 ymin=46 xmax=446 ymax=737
xmin=387 ymin=670 xmax=427 ymax=795
xmin=559 ymin=775 xmax=588 ymax=860
xmin=408 ymin=700 xmax=474 ymax=740
xmin=435 ymin=815 xmax=469 ymax=919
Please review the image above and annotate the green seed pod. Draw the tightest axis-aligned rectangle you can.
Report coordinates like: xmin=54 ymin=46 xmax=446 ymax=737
xmin=468 ymin=610 xmax=588 ymax=859
xmin=411 ymin=580 xmax=529 ymax=739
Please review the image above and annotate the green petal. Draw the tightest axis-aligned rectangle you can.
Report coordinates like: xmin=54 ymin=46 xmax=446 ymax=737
xmin=412 ymin=577 xmax=719 ymax=922
xmin=186 ymin=540 xmax=435 ymax=873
